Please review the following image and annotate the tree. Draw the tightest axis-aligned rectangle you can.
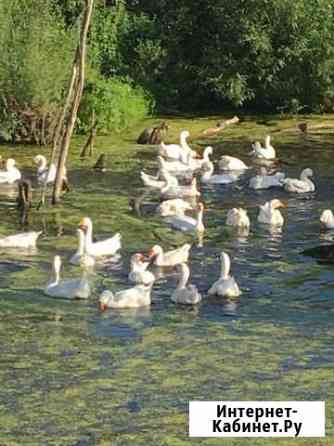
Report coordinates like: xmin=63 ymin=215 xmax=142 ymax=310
xmin=52 ymin=0 xmax=94 ymax=204
xmin=0 ymin=0 xmax=74 ymax=143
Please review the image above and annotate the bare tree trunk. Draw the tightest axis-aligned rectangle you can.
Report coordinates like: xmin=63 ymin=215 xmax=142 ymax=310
xmin=37 ymin=66 xmax=79 ymax=210
xmin=52 ymin=0 xmax=94 ymax=205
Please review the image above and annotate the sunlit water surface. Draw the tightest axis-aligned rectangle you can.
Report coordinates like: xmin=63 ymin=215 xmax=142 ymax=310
xmin=0 ymin=116 xmax=333 ymax=445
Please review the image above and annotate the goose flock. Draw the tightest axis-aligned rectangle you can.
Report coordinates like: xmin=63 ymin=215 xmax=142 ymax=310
xmin=0 ymin=124 xmax=330 ymax=312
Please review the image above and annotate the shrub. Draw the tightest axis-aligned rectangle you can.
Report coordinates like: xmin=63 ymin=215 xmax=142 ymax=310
xmin=78 ymin=73 xmax=154 ymax=134
xmin=0 ymin=0 xmax=74 ymax=143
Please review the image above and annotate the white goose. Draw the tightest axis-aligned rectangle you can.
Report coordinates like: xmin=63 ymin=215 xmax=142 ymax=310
xmin=208 ymin=252 xmax=241 ymax=297
xmin=320 ymin=210 xmax=334 ymax=229
xmin=251 ymin=136 xmax=276 ymax=159
xmin=249 ymin=167 xmax=285 ymax=189
xmin=159 ymin=130 xmax=197 ymax=161
xmin=70 ymin=228 xmax=95 ymax=267
xmin=282 ymin=168 xmax=315 ymax=193
xmin=0 ymin=230 xmax=42 ymax=248
xmin=140 ymin=169 xmax=178 ymax=190
xmin=165 ymin=203 xmax=205 ymax=233
xmin=258 ymin=199 xmax=285 ymax=226
xmin=171 ymin=263 xmax=202 ymax=304
xmin=226 ymin=208 xmax=250 ymax=228
xmin=201 ymin=161 xmax=241 ymax=184
xmin=149 ymin=243 xmax=191 ymax=267
xmin=79 ymin=217 xmax=121 ymax=257
xmin=218 ymin=155 xmax=248 ymax=171
xmin=44 ymin=256 xmax=91 ymax=299
xmin=34 ymin=155 xmax=57 ymax=185
xmin=0 ymin=159 xmax=21 ymax=184
xmin=157 ymin=155 xmax=193 ymax=174
xmin=188 ymin=146 xmax=213 ymax=170
xmin=128 ymin=253 xmax=155 ymax=285
xmin=161 ymin=177 xmax=200 ymax=199
xmin=99 ymin=282 xmax=153 ymax=309
xmin=157 ymin=198 xmax=193 ymax=217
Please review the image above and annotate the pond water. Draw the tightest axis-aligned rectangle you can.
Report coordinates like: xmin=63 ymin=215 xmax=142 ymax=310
xmin=0 ymin=115 xmax=333 ymax=445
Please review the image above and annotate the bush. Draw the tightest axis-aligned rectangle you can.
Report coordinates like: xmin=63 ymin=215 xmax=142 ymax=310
xmin=0 ymin=0 xmax=74 ymax=143
xmin=78 ymin=73 xmax=154 ymax=134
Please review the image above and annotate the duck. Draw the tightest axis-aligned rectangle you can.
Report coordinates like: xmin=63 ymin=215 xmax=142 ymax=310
xmin=249 ymin=167 xmax=285 ymax=189
xmin=258 ymin=199 xmax=285 ymax=226
xmin=34 ymin=154 xmax=57 ymax=185
xmin=250 ymin=136 xmax=276 ymax=159
xmin=157 ymin=198 xmax=193 ymax=217
xmin=128 ymin=253 xmax=155 ymax=285
xmin=161 ymin=177 xmax=200 ymax=199
xmin=140 ymin=169 xmax=178 ymax=190
xmin=165 ymin=203 xmax=205 ymax=233
xmin=208 ymin=252 xmax=241 ymax=298
xmin=70 ymin=228 xmax=96 ymax=267
xmin=282 ymin=168 xmax=315 ymax=193
xmin=0 ymin=230 xmax=42 ymax=248
xmin=218 ymin=155 xmax=248 ymax=171
xmin=0 ymin=158 xmax=21 ymax=184
xmin=78 ymin=217 xmax=121 ymax=257
xmin=171 ymin=263 xmax=202 ymax=304
xmin=320 ymin=210 xmax=334 ymax=230
xmin=44 ymin=255 xmax=91 ymax=299
xmin=99 ymin=282 xmax=153 ymax=309
xmin=226 ymin=208 xmax=250 ymax=228
xmin=148 ymin=243 xmax=191 ymax=267
xmin=201 ymin=161 xmax=241 ymax=184
xmin=159 ymin=130 xmax=197 ymax=161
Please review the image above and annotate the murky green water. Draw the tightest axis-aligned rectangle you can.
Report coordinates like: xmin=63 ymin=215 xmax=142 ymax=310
xmin=0 ymin=115 xmax=334 ymax=445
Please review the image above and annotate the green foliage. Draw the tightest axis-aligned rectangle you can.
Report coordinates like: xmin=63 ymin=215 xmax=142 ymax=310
xmin=124 ymin=0 xmax=334 ymax=112
xmin=0 ymin=0 xmax=74 ymax=142
xmin=78 ymin=73 xmax=154 ymax=133
xmin=2 ymin=0 xmax=334 ymax=138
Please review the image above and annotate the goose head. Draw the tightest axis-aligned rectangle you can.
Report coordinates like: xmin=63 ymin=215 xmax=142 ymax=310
xmin=320 ymin=210 xmax=334 ymax=224
xmin=99 ymin=291 xmax=110 ymax=312
xmin=148 ymin=245 xmax=163 ymax=259
xmin=6 ymin=158 xmax=16 ymax=170
xmin=131 ymin=253 xmax=150 ymax=270
xmin=180 ymin=130 xmax=190 ymax=139
xmin=203 ymin=146 xmax=213 ymax=160
xmin=300 ymin=168 xmax=313 ymax=179
xmin=79 ymin=217 xmax=92 ymax=233
xmin=270 ymin=199 xmax=286 ymax=209
xmin=34 ymin=155 xmax=47 ymax=167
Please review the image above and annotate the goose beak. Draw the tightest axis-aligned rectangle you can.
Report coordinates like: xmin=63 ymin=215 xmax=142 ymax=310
xmin=148 ymin=249 xmax=155 ymax=258
xmin=139 ymin=253 xmax=150 ymax=262
xmin=99 ymin=302 xmax=108 ymax=312
xmin=78 ymin=218 xmax=87 ymax=232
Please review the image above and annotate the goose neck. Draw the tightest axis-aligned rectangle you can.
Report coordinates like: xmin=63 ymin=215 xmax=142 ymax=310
xmin=177 ymin=265 xmax=190 ymax=289
xmin=196 ymin=207 xmax=204 ymax=231
xmin=220 ymin=255 xmax=230 ymax=279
